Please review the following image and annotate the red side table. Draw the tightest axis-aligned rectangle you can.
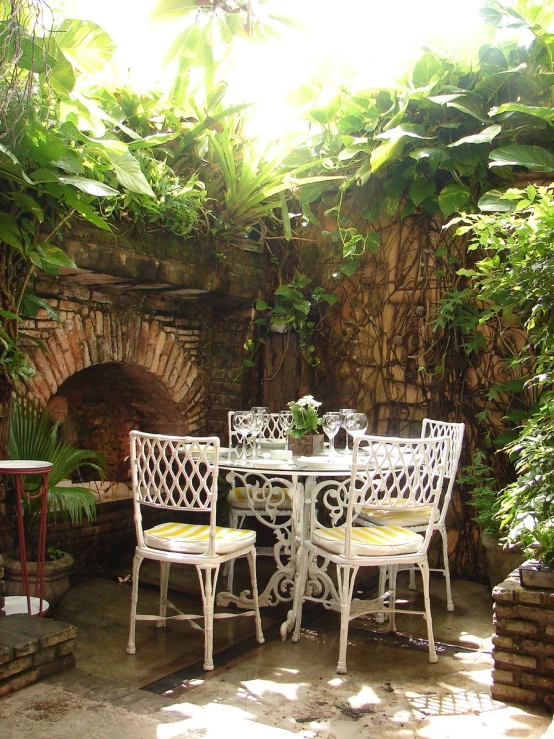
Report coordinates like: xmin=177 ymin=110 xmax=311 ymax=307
xmin=0 ymin=460 xmax=52 ymax=616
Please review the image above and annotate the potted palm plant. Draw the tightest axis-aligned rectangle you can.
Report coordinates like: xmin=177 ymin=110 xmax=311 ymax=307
xmin=3 ymin=396 xmax=105 ymax=607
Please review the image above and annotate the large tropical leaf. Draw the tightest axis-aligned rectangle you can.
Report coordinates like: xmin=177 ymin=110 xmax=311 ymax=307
xmin=489 ymin=145 xmax=554 ymax=172
xmin=55 ymin=19 xmax=116 ymax=75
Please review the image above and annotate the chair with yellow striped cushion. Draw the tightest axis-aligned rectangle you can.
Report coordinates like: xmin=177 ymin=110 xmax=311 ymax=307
xmin=290 ymin=434 xmax=449 ymax=674
xmin=126 ymin=431 xmax=264 ymax=671
xmin=357 ymin=419 xmax=464 ymax=611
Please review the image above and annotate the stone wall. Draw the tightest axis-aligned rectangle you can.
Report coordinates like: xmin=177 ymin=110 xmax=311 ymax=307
xmin=492 ymin=566 xmax=554 ymax=707
xmin=0 ymin=615 xmax=76 ymax=696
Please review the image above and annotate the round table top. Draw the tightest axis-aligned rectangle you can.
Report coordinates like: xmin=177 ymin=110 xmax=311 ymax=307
xmin=219 ymin=449 xmax=352 ymax=476
xmin=0 ymin=460 xmax=53 ymax=474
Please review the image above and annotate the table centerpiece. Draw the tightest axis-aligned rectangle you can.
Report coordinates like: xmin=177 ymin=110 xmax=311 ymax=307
xmin=286 ymin=395 xmax=324 ymax=456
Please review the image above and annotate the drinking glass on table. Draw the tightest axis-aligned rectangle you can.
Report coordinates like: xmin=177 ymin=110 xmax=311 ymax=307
xmin=322 ymin=412 xmax=341 ymax=457
xmin=233 ymin=412 xmax=254 ymax=460
xmin=250 ymin=406 xmax=269 ymax=457
xmin=343 ymin=412 xmax=368 ymax=450
xmin=339 ymin=408 xmax=356 ymax=453
xmin=278 ymin=411 xmax=293 ymax=450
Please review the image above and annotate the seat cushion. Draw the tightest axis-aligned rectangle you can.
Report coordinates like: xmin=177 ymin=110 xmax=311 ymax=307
xmin=228 ymin=486 xmax=292 ymax=511
xmin=359 ymin=504 xmax=437 ymax=528
xmin=144 ymin=522 xmax=256 ymax=554
xmin=312 ymin=523 xmax=423 ymax=556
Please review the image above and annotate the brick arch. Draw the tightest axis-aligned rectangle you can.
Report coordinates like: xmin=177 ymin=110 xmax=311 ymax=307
xmin=25 ymin=306 xmax=204 ymax=428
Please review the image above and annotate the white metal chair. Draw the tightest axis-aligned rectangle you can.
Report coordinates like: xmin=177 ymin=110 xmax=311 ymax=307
xmin=126 ymin=431 xmax=264 ymax=671
xmin=358 ymin=419 xmax=464 ymax=611
xmin=291 ymin=434 xmax=449 ymax=674
xmin=225 ymin=411 xmax=292 ymax=592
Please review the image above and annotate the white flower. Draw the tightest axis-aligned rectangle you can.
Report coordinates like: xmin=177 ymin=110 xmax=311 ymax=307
xmin=296 ymin=394 xmax=321 ymax=408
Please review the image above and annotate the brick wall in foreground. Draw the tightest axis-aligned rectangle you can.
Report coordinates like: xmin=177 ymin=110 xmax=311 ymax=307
xmin=492 ymin=566 xmax=554 ymax=707
xmin=0 ymin=615 xmax=76 ymax=696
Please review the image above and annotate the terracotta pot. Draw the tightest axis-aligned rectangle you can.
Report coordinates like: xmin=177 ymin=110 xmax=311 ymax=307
xmin=3 ymin=551 xmax=74 ymax=608
xmin=481 ymin=532 xmax=524 ymax=589
xmin=288 ymin=434 xmax=325 ymax=457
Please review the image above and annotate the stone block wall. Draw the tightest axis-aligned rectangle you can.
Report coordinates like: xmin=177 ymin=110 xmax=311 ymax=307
xmin=492 ymin=567 xmax=554 ymax=707
xmin=0 ymin=614 xmax=76 ymax=695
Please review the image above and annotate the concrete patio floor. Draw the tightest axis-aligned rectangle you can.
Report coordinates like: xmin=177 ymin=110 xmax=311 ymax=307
xmin=0 ymin=567 xmax=551 ymax=739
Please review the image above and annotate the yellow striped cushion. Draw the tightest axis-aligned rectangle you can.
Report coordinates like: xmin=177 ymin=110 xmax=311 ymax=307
xmin=144 ymin=522 xmax=256 ymax=554
xmin=228 ymin=486 xmax=292 ymax=510
xmin=312 ymin=524 xmax=422 ymax=556
xmin=359 ymin=504 xmax=437 ymax=528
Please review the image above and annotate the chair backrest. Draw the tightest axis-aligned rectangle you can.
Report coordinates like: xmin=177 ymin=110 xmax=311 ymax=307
xmin=421 ymin=418 xmax=464 ymax=523
xmin=338 ymin=435 xmax=449 ymax=558
xmin=228 ymin=411 xmax=286 ymax=447
xmin=129 ymin=431 xmax=220 ymax=553
xmin=421 ymin=418 xmax=464 ymax=479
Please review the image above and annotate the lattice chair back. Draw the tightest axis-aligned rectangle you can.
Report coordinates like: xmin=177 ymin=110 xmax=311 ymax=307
xmin=421 ymin=418 xmax=464 ymax=478
xmin=130 ymin=431 xmax=220 ymax=558
xmin=339 ymin=435 xmax=450 ymax=559
xmin=228 ymin=411 xmax=286 ymax=447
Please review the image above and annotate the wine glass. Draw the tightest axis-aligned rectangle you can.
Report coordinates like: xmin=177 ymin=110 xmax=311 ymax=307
xmin=250 ymin=406 xmax=269 ymax=457
xmin=233 ymin=412 xmax=254 ymax=460
xmin=343 ymin=412 xmax=368 ymax=453
xmin=339 ymin=408 xmax=356 ymax=453
xmin=278 ymin=411 xmax=294 ymax=450
xmin=322 ymin=412 xmax=341 ymax=457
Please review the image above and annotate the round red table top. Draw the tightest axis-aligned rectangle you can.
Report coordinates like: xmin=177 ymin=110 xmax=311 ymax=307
xmin=0 ymin=460 xmax=53 ymax=474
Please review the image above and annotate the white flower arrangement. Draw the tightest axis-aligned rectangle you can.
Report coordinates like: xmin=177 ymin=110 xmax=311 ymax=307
xmin=287 ymin=395 xmax=322 ymax=437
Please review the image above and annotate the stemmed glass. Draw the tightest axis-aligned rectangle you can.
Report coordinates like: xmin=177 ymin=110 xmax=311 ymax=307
xmin=278 ymin=411 xmax=293 ymax=450
xmin=250 ymin=406 xmax=269 ymax=457
xmin=233 ymin=412 xmax=254 ymax=460
xmin=343 ymin=412 xmax=368 ymax=452
xmin=339 ymin=408 xmax=356 ymax=453
xmin=322 ymin=412 xmax=341 ymax=457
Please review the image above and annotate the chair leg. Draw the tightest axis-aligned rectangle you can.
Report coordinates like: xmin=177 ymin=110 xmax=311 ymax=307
xmin=336 ymin=564 xmax=358 ymax=675
xmin=440 ymin=528 xmax=455 ymax=611
xmin=387 ymin=564 xmax=398 ymax=633
xmin=408 ymin=565 xmax=417 ymax=591
xmin=376 ymin=566 xmax=388 ymax=624
xmin=246 ymin=548 xmax=265 ymax=644
xmin=126 ymin=552 xmax=143 ymax=655
xmin=419 ymin=560 xmax=438 ymax=663
xmin=292 ymin=546 xmax=311 ymax=643
xmin=197 ymin=565 xmax=220 ymax=671
xmin=158 ymin=560 xmax=170 ymax=627
xmin=225 ymin=509 xmax=244 ymax=592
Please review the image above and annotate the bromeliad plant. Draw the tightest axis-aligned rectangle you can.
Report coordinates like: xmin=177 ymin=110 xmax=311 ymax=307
xmin=8 ymin=396 xmax=106 ymax=550
xmin=287 ymin=395 xmax=322 ymax=438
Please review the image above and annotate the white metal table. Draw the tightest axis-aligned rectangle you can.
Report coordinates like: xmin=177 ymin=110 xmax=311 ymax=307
xmin=216 ymin=450 xmax=352 ymax=632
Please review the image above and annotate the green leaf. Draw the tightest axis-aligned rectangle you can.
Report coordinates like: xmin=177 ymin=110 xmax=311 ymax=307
xmin=438 ymin=184 xmax=471 ymax=218
xmin=319 ymin=293 xmax=338 ymax=306
xmin=366 ymin=232 xmax=381 ymax=252
xmin=109 ymin=151 xmax=156 ymax=196
xmin=448 ymin=124 xmax=502 ymax=147
xmin=31 ymin=243 xmax=76 ymax=269
xmin=9 ymin=192 xmax=43 ymax=222
xmin=477 ymin=190 xmax=516 ymax=212
xmin=489 ymin=103 xmax=554 ymax=123
xmin=411 ymin=51 xmax=445 ymax=88
xmin=0 ymin=213 xmax=23 ymax=249
xmin=489 ymin=145 xmax=554 ymax=172
xmin=57 ymin=176 xmax=120 ymax=197
xmin=63 ymin=190 xmax=112 ymax=231
xmin=49 ymin=48 xmax=76 ymax=97
xmin=256 ymin=300 xmax=270 ymax=311
xmin=55 ymin=19 xmax=116 ymax=74
xmin=409 ymin=177 xmax=436 ymax=206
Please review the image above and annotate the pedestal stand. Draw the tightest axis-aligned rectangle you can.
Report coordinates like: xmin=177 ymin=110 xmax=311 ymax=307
xmin=0 ymin=460 xmax=52 ymax=616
